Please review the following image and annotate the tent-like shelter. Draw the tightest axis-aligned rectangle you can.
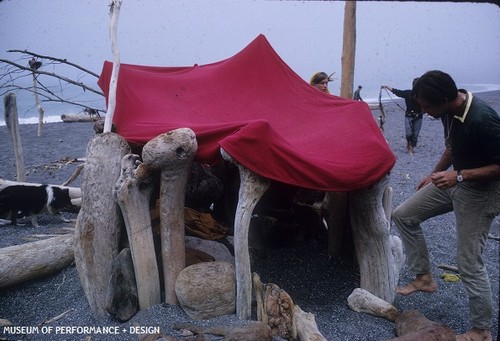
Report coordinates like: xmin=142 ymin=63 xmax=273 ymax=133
xmin=98 ymin=34 xmax=395 ymax=191
xmin=94 ymin=34 xmax=400 ymax=320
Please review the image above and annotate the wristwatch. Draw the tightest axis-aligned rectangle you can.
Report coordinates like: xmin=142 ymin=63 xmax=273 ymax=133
xmin=456 ymin=170 xmax=464 ymax=183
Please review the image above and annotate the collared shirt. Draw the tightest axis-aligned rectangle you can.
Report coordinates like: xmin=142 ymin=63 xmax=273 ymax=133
xmin=441 ymin=90 xmax=500 ymax=170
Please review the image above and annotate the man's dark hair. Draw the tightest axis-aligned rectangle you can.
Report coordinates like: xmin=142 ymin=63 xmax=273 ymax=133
xmin=412 ymin=70 xmax=458 ymax=105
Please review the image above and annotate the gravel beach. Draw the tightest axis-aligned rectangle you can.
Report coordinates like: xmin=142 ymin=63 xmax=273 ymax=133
xmin=0 ymin=91 xmax=499 ymax=340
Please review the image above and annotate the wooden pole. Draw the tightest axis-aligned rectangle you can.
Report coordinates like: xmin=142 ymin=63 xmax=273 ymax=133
xmin=340 ymin=0 xmax=356 ymax=99
xmin=104 ymin=0 xmax=122 ymax=133
xmin=3 ymin=93 xmax=26 ymax=182
xmin=32 ymin=71 xmax=45 ymax=137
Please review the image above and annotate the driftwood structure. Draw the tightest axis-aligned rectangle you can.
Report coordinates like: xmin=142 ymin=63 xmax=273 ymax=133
xmin=71 ymin=127 xmax=403 ymax=326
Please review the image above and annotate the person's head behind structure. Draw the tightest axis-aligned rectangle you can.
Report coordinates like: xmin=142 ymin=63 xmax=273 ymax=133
xmin=310 ymin=72 xmax=332 ymax=93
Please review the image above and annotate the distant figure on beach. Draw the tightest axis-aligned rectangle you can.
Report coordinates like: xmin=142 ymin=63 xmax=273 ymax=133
xmin=353 ymin=85 xmax=363 ymax=101
xmin=391 ymin=70 xmax=500 ymax=341
xmin=382 ymin=78 xmax=422 ymax=155
xmin=309 ymin=72 xmax=331 ymax=94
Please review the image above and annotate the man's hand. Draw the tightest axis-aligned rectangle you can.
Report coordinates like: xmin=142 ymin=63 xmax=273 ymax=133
xmin=430 ymin=171 xmax=457 ymax=189
xmin=416 ymin=175 xmax=432 ymax=190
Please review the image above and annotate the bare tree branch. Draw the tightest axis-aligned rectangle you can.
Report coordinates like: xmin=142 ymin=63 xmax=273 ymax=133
xmin=7 ymin=49 xmax=100 ymax=78
xmin=0 ymin=58 xmax=103 ymax=96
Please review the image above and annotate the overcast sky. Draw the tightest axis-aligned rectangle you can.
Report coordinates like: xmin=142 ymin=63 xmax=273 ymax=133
xmin=1 ymin=0 xmax=499 ymax=100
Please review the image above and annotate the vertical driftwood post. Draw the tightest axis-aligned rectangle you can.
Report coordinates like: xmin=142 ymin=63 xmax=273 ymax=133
xmin=324 ymin=192 xmax=352 ymax=258
xmin=114 ymin=154 xmax=161 ymax=310
xmin=348 ymin=175 xmax=401 ymax=303
xmin=3 ymin=93 xmax=26 ymax=182
xmin=104 ymin=0 xmax=122 ymax=133
xmin=340 ymin=0 xmax=356 ymax=99
xmin=74 ymin=133 xmax=131 ymax=315
xmin=221 ymin=149 xmax=270 ymax=320
xmin=31 ymin=70 xmax=44 ymax=137
xmin=142 ymin=128 xmax=197 ymax=305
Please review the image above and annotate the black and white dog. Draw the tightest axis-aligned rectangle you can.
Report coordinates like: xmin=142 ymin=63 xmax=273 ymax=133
xmin=0 ymin=184 xmax=73 ymax=226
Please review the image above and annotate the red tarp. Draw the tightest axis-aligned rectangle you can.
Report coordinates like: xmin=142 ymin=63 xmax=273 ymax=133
xmin=98 ymin=34 xmax=395 ymax=191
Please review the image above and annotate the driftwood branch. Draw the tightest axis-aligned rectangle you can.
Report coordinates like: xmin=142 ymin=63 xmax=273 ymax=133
xmin=7 ymin=49 xmax=100 ymax=78
xmin=221 ymin=149 xmax=270 ymax=320
xmin=0 ymin=58 xmax=103 ymax=97
xmin=114 ymin=154 xmax=161 ymax=310
xmin=104 ymin=0 xmax=122 ymax=133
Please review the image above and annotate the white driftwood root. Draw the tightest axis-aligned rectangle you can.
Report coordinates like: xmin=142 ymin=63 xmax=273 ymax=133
xmin=115 ymin=154 xmax=160 ymax=310
xmin=0 ymin=234 xmax=74 ymax=289
xmin=221 ymin=149 xmax=270 ymax=320
xmin=142 ymin=128 xmax=197 ymax=304
xmin=348 ymin=175 xmax=402 ymax=303
xmin=74 ymin=133 xmax=131 ymax=315
xmin=347 ymin=288 xmax=400 ymax=321
xmin=294 ymin=305 xmax=327 ymax=341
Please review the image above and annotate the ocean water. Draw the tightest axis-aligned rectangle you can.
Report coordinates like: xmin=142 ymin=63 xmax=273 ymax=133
xmin=1 ymin=85 xmax=105 ymax=126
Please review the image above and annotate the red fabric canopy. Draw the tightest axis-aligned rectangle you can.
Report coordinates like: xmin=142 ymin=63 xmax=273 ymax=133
xmin=98 ymin=34 xmax=395 ymax=191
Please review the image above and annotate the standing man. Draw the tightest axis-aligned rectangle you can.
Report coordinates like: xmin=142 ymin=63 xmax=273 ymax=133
xmin=383 ymin=79 xmax=423 ymax=155
xmin=392 ymin=70 xmax=500 ymax=341
xmin=353 ymin=85 xmax=363 ymax=101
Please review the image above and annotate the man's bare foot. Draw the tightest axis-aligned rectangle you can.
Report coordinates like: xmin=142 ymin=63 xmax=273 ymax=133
xmin=456 ymin=328 xmax=492 ymax=341
xmin=396 ymin=274 xmax=437 ymax=295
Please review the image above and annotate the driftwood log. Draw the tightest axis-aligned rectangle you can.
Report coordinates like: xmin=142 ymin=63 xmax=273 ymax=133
xmin=384 ymin=310 xmax=455 ymax=341
xmin=114 ymin=154 xmax=160 ymax=310
xmin=74 ymin=132 xmax=131 ymax=315
xmin=348 ymin=175 xmax=402 ymax=303
xmin=142 ymin=128 xmax=198 ymax=304
xmin=253 ymin=272 xmax=326 ymax=341
xmin=294 ymin=305 xmax=327 ymax=341
xmin=61 ymin=114 xmax=100 ymax=123
xmin=347 ymin=288 xmax=400 ymax=321
xmin=0 ymin=234 xmax=74 ymax=289
xmin=221 ymin=149 xmax=270 ymax=320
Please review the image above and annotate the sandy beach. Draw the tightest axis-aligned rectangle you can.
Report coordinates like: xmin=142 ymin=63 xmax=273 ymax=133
xmin=0 ymin=91 xmax=499 ymax=340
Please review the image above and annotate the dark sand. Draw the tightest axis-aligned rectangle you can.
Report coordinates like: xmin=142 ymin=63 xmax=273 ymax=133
xmin=0 ymin=91 xmax=499 ymax=340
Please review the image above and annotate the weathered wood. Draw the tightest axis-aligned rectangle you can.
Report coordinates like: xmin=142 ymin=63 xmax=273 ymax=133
xmin=142 ymin=128 xmax=197 ymax=305
xmin=294 ymin=305 xmax=327 ymax=341
xmin=104 ymin=0 xmax=122 ymax=133
xmin=340 ymin=1 xmax=356 ymax=99
xmin=105 ymin=248 xmax=138 ymax=322
xmin=114 ymin=154 xmax=160 ymax=310
xmin=222 ymin=149 xmax=270 ymax=320
xmin=3 ymin=93 xmax=26 ymax=182
xmin=61 ymin=114 xmax=99 ymax=123
xmin=253 ymin=273 xmax=297 ymax=340
xmin=385 ymin=310 xmax=455 ymax=341
xmin=349 ymin=175 xmax=402 ymax=303
xmin=323 ymin=191 xmax=353 ymax=259
xmin=0 ymin=234 xmax=74 ymax=289
xmin=74 ymin=132 xmax=130 ymax=315
xmin=347 ymin=288 xmax=400 ymax=321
